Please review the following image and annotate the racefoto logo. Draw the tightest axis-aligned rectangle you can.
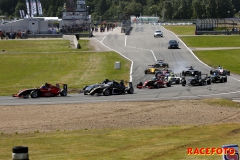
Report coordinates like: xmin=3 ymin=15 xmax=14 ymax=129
xmin=187 ymin=144 xmax=239 ymax=160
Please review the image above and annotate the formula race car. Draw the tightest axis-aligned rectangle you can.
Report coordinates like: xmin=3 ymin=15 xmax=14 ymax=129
xmin=182 ymin=66 xmax=201 ymax=76
xmin=137 ymin=76 xmax=172 ymax=89
xmin=156 ymin=60 xmax=169 ymax=68
xmin=13 ymin=83 xmax=68 ymax=98
xmin=83 ymin=79 xmax=134 ymax=96
xmin=155 ymin=70 xmax=181 ymax=85
xmin=209 ymin=71 xmax=227 ymax=83
xmin=181 ymin=74 xmax=211 ymax=86
xmin=210 ymin=66 xmax=230 ymax=76
xmin=144 ymin=60 xmax=169 ymax=74
xmin=167 ymin=73 xmax=181 ymax=84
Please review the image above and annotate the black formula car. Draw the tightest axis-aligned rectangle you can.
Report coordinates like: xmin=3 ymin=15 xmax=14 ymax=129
xmin=210 ymin=66 xmax=230 ymax=76
xmin=83 ymin=80 xmax=134 ymax=96
xmin=209 ymin=71 xmax=227 ymax=83
xmin=182 ymin=66 xmax=201 ymax=76
xmin=156 ymin=60 xmax=169 ymax=68
xmin=181 ymin=74 xmax=211 ymax=86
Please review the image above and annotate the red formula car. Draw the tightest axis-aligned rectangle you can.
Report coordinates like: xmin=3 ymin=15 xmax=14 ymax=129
xmin=13 ymin=83 xmax=67 ymax=98
xmin=137 ymin=76 xmax=171 ymax=89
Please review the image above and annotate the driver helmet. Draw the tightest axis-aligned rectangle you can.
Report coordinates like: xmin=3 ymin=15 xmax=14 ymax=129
xmin=152 ymin=77 xmax=156 ymax=81
xmin=194 ymin=75 xmax=198 ymax=79
xmin=190 ymin=66 xmax=193 ymax=69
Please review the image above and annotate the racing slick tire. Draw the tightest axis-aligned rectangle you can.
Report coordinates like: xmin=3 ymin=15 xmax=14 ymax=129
xmin=228 ymin=71 xmax=230 ymax=76
xmin=176 ymin=79 xmax=180 ymax=84
xmin=30 ymin=90 xmax=39 ymax=98
xmin=167 ymin=81 xmax=172 ymax=87
xmin=182 ymin=71 xmax=186 ymax=77
xmin=60 ymin=89 xmax=67 ymax=96
xmin=220 ymin=77 xmax=224 ymax=83
xmin=144 ymin=70 xmax=148 ymax=74
xmin=207 ymin=79 xmax=211 ymax=85
xmin=127 ymin=87 xmax=134 ymax=94
xmin=224 ymin=77 xmax=227 ymax=82
xmin=210 ymin=70 xmax=213 ymax=75
xmin=103 ymin=89 xmax=110 ymax=96
xmin=137 ymin=82 xmax=143 ymax=88
xmin=154 ymin=82 xmax=160 ymax=89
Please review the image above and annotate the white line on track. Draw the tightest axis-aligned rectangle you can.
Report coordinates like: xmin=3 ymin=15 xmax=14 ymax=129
xmin=93 ymin=35 xmax=134 ymax=82
xmin=163 ymin=27 xmax=240 ymax=83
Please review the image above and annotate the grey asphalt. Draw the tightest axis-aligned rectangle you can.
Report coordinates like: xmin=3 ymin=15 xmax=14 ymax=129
xmin=1 ymin=25 xmax=240 ymax=105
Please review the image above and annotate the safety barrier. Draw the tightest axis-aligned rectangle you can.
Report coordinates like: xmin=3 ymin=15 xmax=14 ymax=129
xmin=133 ymin=22 xmax=193 ymax=25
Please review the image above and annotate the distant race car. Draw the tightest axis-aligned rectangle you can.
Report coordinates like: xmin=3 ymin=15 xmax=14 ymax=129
xmin=13 ymin=83 xmax=68 ymax=98
xmin=156 ymin=60 xmax=169 ymax=68
xmin=181 ymin=74 xmax=211 ymax=86
xmin=154 ymin=30 xmax=163 ymax=37
xmin=137 ymin=76 xmax=172 ymax=89
xmin=210 ymin=66 xmax=230 ymax=76
xmin=209 ymin=71 xmax=227 ymax=83
xmin=167 ymin=73 xmax=181 ymax=85
xmin=155 ymin=70 xmax=180 ymax=85
xmin=83 ymin=79 xmax=134 ymax=96
xmin=168 ymin=40 xmax=179 ymax=49
xmin=182 ymin=66 xmax=201 ymax=76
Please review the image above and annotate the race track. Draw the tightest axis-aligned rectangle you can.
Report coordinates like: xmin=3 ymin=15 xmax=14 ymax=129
xmin=1 ymin=25 xmax=240 ymax=105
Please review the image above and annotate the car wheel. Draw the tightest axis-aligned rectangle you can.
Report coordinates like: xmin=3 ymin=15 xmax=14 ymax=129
xmin=154 ymin=82 xmax=160 ymax=89
xmin=228 ymin=71 xmax=230 ymax=76
xmin=127 ymin=87 xmax=134 ymax=94
xmin=224 ymin=77 xmax=227 ymax=82
xmin=167 ymin=81 xmax=172 ymax=87
xmin=176 ymin=79 xmax=180 ymax=84
xmin=30 ymin=90 xmax=38 ymax=98
xmin=103 ymin=89 xmax=110 ymax=96
xmin=207 ymin=79 xmax=211 ymax=85
xmin=220 ymin=77 xmax=224 ymax=83
xmin=144 ymin=70 xmax=148 ymax=74
xmin=137 ymin=82 xmax=143 ymax=88
xmin=60 ymin=89 xmax=67 ymax=96
xmin=182 ymin=71 xmax=186 ymax=77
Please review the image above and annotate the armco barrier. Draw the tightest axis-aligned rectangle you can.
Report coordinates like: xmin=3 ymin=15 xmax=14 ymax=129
xmin=195 ymin=31 xmax=240 ymax=35
xmin=133 ymin=22 xmax=193 ymax=25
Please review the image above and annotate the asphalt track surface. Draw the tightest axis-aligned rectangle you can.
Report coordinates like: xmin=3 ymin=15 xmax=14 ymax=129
xmin=1 ymin=25 xmax=240 ymax=105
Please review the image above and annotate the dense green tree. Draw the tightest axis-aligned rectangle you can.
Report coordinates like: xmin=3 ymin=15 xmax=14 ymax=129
xmin=0 ymin=0 xmax=237 ymax=20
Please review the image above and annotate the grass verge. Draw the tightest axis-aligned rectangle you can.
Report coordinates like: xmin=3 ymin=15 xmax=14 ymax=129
xmin=0 ymin=39 xmax=130 ymax=95
xmin=194 ymin=50 xmax=240 ymax=74
xmin=1 ymin=124 xmax=240 ymax=159
xmin=179 ymin=36 xmax=240 ymax=47
xmin=164 ymin=25 xmax=196 ymax=35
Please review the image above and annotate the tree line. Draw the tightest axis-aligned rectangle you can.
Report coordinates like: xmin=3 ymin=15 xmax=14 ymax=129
xmin=0 ymin=0 xmax=239 ymax=21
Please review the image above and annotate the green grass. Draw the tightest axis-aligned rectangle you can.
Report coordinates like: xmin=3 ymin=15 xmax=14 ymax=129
xmin=0 ymin=40 xmax=130 ymax=95
xmin=1 ymin=28 xmax=240 ymax=159
xmin=179 ymin=36 xmax=240 ymax=47
xmin=194 ymin=50 xmax=240 ymax=74
xmin=164 ymin=25 xmax=196 ymax=35
xmin=1 ymin=123 xmax=240 ymax=159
